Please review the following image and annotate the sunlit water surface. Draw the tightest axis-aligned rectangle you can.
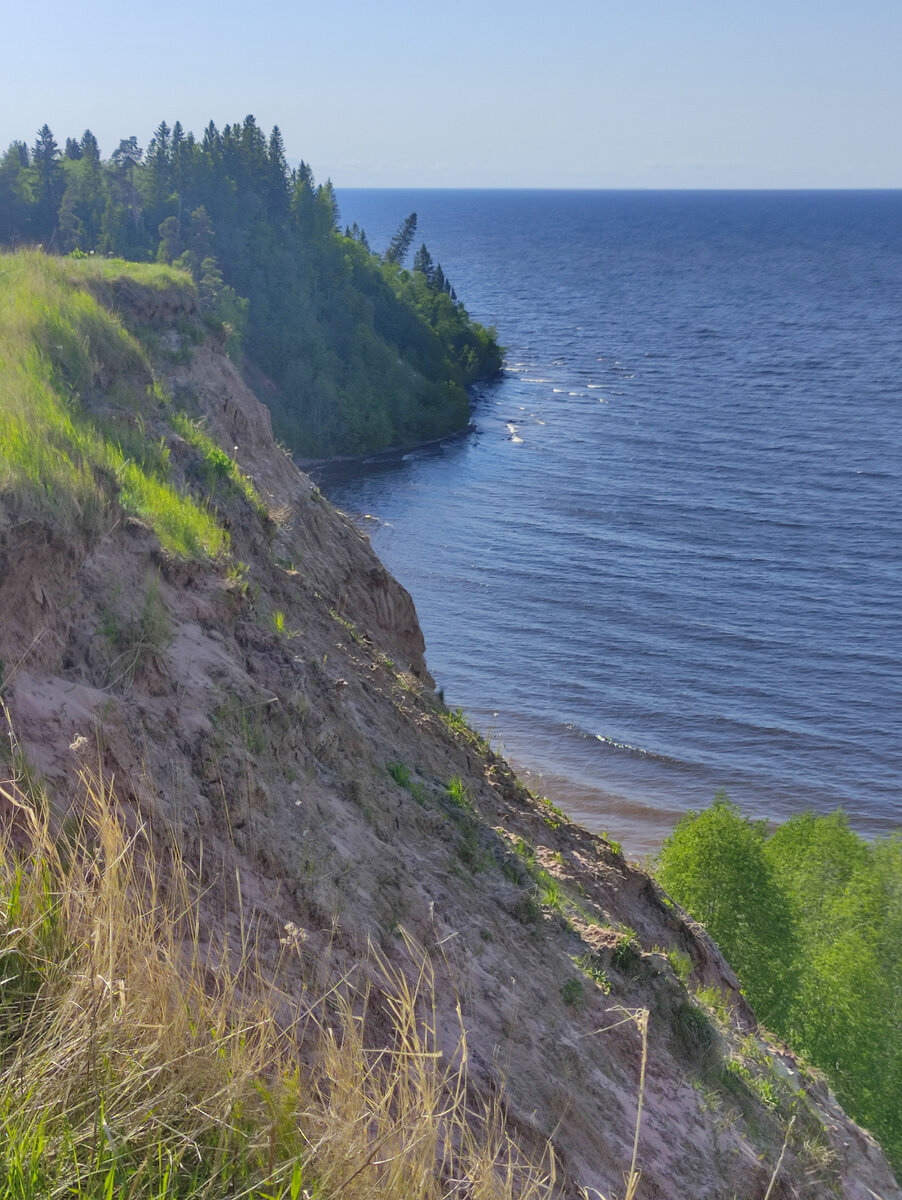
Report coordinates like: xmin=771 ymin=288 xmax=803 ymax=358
xmin=316 ymin=190 xmax=902 ymax=855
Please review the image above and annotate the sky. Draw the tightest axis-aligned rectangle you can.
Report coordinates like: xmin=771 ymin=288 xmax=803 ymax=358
xmin=3 ymin=0 xmax=900 ymax=188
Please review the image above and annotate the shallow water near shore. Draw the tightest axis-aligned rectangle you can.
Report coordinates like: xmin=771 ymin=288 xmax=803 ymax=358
xmin=318 ymin=190 xmax=902 ymax=856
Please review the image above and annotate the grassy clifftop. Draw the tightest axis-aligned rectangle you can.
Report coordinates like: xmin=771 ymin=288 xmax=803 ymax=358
xmin=0 ymin=252 xmax=233 ymax=557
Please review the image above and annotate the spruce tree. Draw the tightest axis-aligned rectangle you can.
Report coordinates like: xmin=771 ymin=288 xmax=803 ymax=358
xmin=413 ymin=242 xmax=434 ymax=282
xmin=31 ymin=124 xmax=64 ymax=243
xmin=385 ymin=212 xmax=417 ymax=266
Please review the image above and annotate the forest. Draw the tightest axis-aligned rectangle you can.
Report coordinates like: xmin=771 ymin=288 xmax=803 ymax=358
xmin=0 ymin=119 xmax=502 ymax=457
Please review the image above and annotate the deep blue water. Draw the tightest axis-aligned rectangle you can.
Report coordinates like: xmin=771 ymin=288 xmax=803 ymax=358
xmin=319 ymin=190 xmax=902 ymax=854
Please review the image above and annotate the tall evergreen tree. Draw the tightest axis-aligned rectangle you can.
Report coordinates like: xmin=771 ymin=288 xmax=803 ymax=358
xmin=80 ymin=130 xmax=100 ymax=165
xmin=385 ymin=212 xmax=417 ymax=266
xmin=266 ymin=126 xmax=289 ymax=215
xmin=145 ymin=121 xmax=173 ymax=213
xmin=56 ymin=187 xmax=85 ymax=252
xmin=31 ymin=124 xmax=65 ymax=243
xmin=413 ymin=242 xmax=434 ymax=282
xmin=108 ymin=137 xmax=144 ymax=246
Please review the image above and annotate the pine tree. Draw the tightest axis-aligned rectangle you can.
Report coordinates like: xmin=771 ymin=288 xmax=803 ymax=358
xmin=109 ymin=137 xmax=144 ymax=244
xmin=145 ymin=121 xmax=173 ymax=212
xmin=267 ymin=126 xmax=289 ymax=214
xmin=80 ymin=130 xmax=100 ymax=165
xmin=70 ymin=131 xmax=105 ymax=248
xmin=413 ymin=242 xmax=434 ymax=282
xmin=385 ymin=212 xmax=417 ymax=266
xmin=31 ymin=124 xmax=64 ymax=243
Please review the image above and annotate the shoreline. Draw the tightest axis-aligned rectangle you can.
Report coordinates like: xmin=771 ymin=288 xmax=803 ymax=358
xmin=296 ymin=421 xmax=476 ymax=477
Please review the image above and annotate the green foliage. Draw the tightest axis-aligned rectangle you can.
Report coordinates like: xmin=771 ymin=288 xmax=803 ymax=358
xmin=610 ymin=928 xmax=641 ymax=972
xmin=387 ymin=761 xmax=427 ymax=807
xmin=667 ymin=948 xmax=692 ymax=985
xmin=446 ymin=776 xmax=472 ymax=810
xmin=384 ymin=211 xmax=418 ymax=267
xmin=439 ymin=706 xmax=489 ymax=753
xmin=601 ymin=829 xmax=623 ymax=857
xmin=171 ymin=411 xmax=267 ymax=520
xmin=560 ymin=979 xmax=584 ymax=1008
xmin=387 ymin=760 xmax=412 ymax=789
xmin=539 ymin=795 xmax=565 ymax=830
xmin=0 ymin=251 xmax=227 ymax=560
xmin=329 ymin=608 xmax=365 ymax=645
xmin=670 ymin=1000 xmax=718 ymax=1065
xmin=656 ymin=796 xmax=902 ymax=1172
xmin=0 ymin=118 xmax=502 ymax=457
xmin=573 ymin=953 xmax=611 ymax=994
xmin=656 ymin=794 xmax=800 ymax=1028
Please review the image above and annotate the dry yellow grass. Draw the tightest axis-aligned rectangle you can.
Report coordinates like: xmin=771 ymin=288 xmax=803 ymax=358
xmin=0 ymin=709 xmax=560 ymax=1199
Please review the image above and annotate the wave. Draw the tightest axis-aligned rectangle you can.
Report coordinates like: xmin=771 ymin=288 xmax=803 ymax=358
xmin=553 ymin=721 xmax=685 ymax=768
xmin=590 ymin=731 xmax=682 ymax=766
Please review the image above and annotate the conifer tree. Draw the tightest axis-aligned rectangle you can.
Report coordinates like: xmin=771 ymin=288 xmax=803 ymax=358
xmin=385 ymin=212 xmax=417 ymax=266
xmin=80 ymin=130 xmax=100 ymax=165
xmin=413 ymin=242 xmax=434 ymax=282
xmin=266 ymin=126 xmax=289 ymax=214
xmin=145 ymin=121 xmax=173 ymax=212
xmin=31 ymin=125 xmax=64 ymax=242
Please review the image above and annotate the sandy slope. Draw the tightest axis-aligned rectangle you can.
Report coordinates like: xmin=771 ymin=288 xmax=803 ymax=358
xmin=1 ymin=286 xmax=898 ymax=1200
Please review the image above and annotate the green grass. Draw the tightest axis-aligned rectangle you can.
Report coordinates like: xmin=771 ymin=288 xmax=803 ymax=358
xmin=386 ymin=761 xmax=428 ymax=806
xmin=439 ymin=707 xmax=488 ymax=752
xmin=560 ymin=978 xmax=584 ymax=1008
xmin=171 ymin=411 xmax=268 ymax=521
xmin=0 ymin=250 xmax=226 ymax=559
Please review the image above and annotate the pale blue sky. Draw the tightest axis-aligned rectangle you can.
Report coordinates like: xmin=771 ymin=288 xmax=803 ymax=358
xmin=3 ymin=0 xmax=900 ymax=187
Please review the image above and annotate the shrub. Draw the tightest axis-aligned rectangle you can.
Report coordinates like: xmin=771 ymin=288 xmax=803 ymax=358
xmin=656 ymin=795 xmax=902 ymax=1173
xmin=656 ymin=794 xmax=799 ymax=1028
xmin=561 ymin=979 xmax=584 ymax=1007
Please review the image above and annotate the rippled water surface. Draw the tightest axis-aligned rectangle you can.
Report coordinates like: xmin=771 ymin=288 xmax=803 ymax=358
xmin=319 ymin=191 xmax=902 ymax=853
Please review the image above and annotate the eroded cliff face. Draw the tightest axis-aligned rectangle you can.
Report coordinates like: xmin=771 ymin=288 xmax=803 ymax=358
xmin=1 ymin=286 xmax=898 ymax=1200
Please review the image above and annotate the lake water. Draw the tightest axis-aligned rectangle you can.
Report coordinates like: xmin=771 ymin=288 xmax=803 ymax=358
xmin=318 ymin=190 xmax=902 ymax=855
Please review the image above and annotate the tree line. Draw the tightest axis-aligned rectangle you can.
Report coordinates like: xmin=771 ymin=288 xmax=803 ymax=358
xmin=0 ymin=119 xmax=502 ymax=456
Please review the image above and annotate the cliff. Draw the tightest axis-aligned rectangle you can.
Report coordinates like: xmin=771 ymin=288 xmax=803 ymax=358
xmin=0 ymin=251 xmax=898 ymax=1199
